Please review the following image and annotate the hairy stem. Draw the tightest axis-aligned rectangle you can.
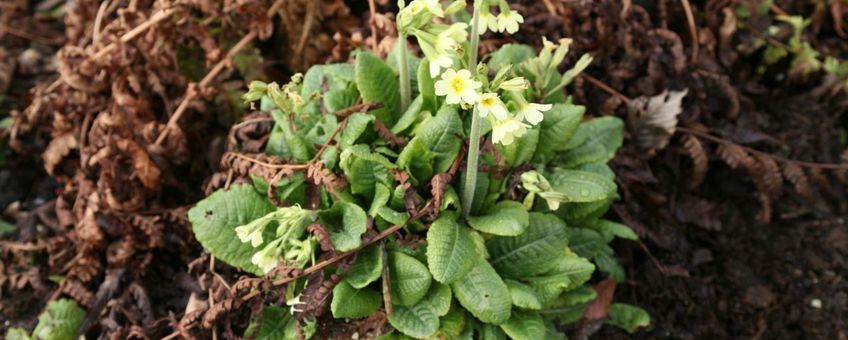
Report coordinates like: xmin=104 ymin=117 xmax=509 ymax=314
xmin=461 ymin=0 xmax=483 ymax=218
xmin=398 ymin=34 xmax=412 ymax=112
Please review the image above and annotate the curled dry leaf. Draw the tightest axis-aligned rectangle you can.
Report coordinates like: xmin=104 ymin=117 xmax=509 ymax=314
xmin=627 ymin=89 xmax=688 ymax=152
xmin=43 ymin=133 xmax=78 ymax=175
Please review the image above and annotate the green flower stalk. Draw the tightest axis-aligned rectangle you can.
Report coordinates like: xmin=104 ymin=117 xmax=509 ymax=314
xmin=461 ymin=0 xmax=484 ymax=217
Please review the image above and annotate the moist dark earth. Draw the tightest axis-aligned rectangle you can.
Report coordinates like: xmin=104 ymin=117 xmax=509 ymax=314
xmin=1 ymin=0 xmax=847 ymax=339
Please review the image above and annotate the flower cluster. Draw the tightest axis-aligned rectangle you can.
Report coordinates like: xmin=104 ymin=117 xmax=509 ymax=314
xmin=433 ymin=62 xmax=552 ymax=146
xmin=479 ymin=0 xmax=524 ymax=34
xmin=234 ymin=205 xmax=317 ymax=273
xmin=400 ymin=0 xmax=550 ymax=145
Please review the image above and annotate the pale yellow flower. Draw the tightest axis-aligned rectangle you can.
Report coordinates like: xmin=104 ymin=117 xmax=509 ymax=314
xmin=435 ymin=69 xmax=481 ymax=105
xmin=477 ymin=92 xmax=509 ymax=120
xmin=517 ymin=103 xmax=553 ymax=125
xmin=497 ymin=10 xmax=524 ymax=34
xmin=491 ymin=117 xmax=529 ymax=145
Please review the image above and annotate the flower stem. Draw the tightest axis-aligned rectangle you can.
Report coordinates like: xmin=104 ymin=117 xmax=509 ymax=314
xmin=398 ymin=33 xmax=412 ymax=112
xmin=462 ymin=0 xmax=483 ymax=218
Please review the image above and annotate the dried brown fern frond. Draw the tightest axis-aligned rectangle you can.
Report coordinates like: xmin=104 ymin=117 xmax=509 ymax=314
xmin=681 ymin=134 xmax=708 ymax=189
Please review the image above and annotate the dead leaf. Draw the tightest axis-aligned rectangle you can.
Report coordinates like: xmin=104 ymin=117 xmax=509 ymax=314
xmin=583 ymin=278 xmax=617 ymax=322
xmin=628 ymin=89 xmax=688 ymax=152
xmin=116 ymin=139 xmax=161 ymax=190
xmin=43 ymin=133 xmax=78 ymax=175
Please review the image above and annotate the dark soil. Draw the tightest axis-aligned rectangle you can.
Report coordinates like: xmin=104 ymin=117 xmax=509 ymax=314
xmin=1 ymin=0 xmax=846 ymax=339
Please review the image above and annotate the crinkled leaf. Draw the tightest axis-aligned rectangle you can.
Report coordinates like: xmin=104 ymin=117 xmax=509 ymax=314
xmin=244 ymin=305 xmax=315 ymax=340
xmin=500 ymin=311 xmax=545 ymax=340
xmin=189 ymin=185 xmax=275 ymax=275
xmin=388 ymin=302 xmax=439 ymax=338
xmin=340 ymin=145 xmax=395 ymax=199
xmin=339 ymin=113 xmax=375 ymax=149
xmin=557 ymin=117 xmax=624 ymax=168
xmin=488 ymin=44 xmax=536 ymax=70
xmin=426 ymin=216 xmax=479 ymax=284
xmin=486 ymin=213 xmax=569 ymax=278
xmin=331 ymin=280 xmax=382 ymax=318
xmin=347 ymin=245 xmax=384 ymax=288
xmin=324 ymin=88 xmax=360 ymax=113
xmin=318 ymin=201 xmax=367 ymax=252
xmin=554 ymin=197 xmax=614 ymax=225
xmin=565 ymin=227 xmax=606 ymax=258
xmin=526 ymin=255 xmax=595 ymax=302
xmin=390 ymin=251 xmax=433 ymax=306
xmin=30 ymin=299 xmax=85 ymax=340
xmin=4 ymin=327 xmax=29 ymax=340
xmin=606 ymin=303 xmax=651 ymax=333
xmin=547 ymin=169 xmax=617 ymax=203
xmin=356 ymin=52 xmax=401 ymax=126
xmin=451 ymin=259 xmax=511 ymax=324
xmin=595 ymin=246 xmax=625 ymax=282
xmin=552 ymin=285 xmax=597 ymax=308
xmin=416 ymin=106 xmax=463 ymax=172
xmin=392 ymin=96 xmax=424 ymax=135
xmin=437 ymin=303 xmax=466 ymax=338
xmin=467 ymin=201 xmax=530 ymax=236
xmin=426 ymin=283 xmax=453 ymax=317
xmin=397 ymin=137 xmax=436 ymax=183
xmin=534 ymin=104 xmax=585 ymax=162
xmin=498 ymin=128 xmax=539 ymax=167
xmin=505 ymin=280 xmax=542 ymax=310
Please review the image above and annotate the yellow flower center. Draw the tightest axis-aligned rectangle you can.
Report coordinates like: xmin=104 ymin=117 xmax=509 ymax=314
xmin=481 ymin=96 xmax=495 ymax=107
xmin=450 ymin=77 xmax=464 ymax=93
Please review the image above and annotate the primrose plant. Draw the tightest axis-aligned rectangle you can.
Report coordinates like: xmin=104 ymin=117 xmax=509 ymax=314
xmin=189 ymin=0 xmax=650 ymax=338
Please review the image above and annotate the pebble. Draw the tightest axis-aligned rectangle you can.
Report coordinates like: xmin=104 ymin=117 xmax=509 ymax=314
xmin=810 ymin=298 xmax=822 ymax=309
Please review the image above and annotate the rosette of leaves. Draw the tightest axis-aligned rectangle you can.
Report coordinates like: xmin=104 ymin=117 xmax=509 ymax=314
xmin=189 ymin=8 xmax=649 ymax=340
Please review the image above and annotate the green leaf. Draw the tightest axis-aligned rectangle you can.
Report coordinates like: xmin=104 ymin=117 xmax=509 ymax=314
xmin=339 ymin=113 xmax=375 ymax=149
xmin=557 ymin=117 xmax=624 ymax=168
xmin=324 ymin=88 xmax=360 ymax=113
xmin=437 ymin=303 xmax=466 ymax=338
xmin=356 ymin=52 xmax=401 ymax=126
xmin=525 ymin=255 xmax=595 ymax=302
xmin=397 ymin=137 xmax=436 ymax=183
xmin=466 ymin=201 xmax=530 ymax=236
xmin=388 ymin=302 xmax=440 ymax=338
xmin=331 ymin=280 xmax=382 ymax=318
xmin=606 ymin=303 xmax=651 ymax=333
xmin=500 ymin=311 xmax=545 ymax=340
xmin=547 ymin=169 xmax=617 ymax=203
xmin=418 ymin=59 xmax=437 ymax=112
xmin=554 ymin=197 xmax=614 ymax=225
xmin=498 ymin=128 xmax=539 ymax=167
xmin=425 ymin=283 xmax=453 ymax=317
xmin=535 ymin=104 xmax=585 ymax=162
xmin=189 ymin=185 xmax=275 ymax=275
xmin=392 ymin=95 xmax=424 ymax=135
xmin=426 ymin=216 xmax=479 ymax=284
xmin=340 ymin=145 xmax=395 ymax=199
xmin=505 ymin=280 xmax=542 ymax=310
xmin=594 ymin=220 xmax=638 ymax=240
xmin=317 ymin=201 xmax=368 ymax=252
xmin=302 ymin=63 xmax=356 ymax=95
xmin=451 ymin=259 xmax=512 ymax=325
xmin=244 ymin=305 xmax=314 ymax=340
xmin=31 ymin=299 xmax=86 ymax=340
xmin=0 ymin=220 xmax=14 ymax=237
xmin=416 ymin=106 xmax=463 ymax=172
xmin=595 ymin=246 xmax=625 ymax=282
xmin=347 ymin=244 xmax=384 ymax=288
xmin=390 ymin=251 xmax=433 ymax=306
xmin=4 ymin=327 xmax=29 ymax=340
xmin=488 ymin=44 xmax=536 ymax=70
xmin=486 ymin=213 xmax=569 ymax=278
xmin=564 ymin=227 xmax=606 ymax=258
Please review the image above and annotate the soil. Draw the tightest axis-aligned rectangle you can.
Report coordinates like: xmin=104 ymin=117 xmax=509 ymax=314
xmin=1 ymin=0 xmax=846 ymax=339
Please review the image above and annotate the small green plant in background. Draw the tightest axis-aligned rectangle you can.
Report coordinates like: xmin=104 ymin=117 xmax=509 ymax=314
xmin=5 ymin=299 xmax=86 ymax=340
xmin=735 ymin=0 xmax=848 ymax=86
xmin=189 ymin=0 xmax=650 ymax=338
